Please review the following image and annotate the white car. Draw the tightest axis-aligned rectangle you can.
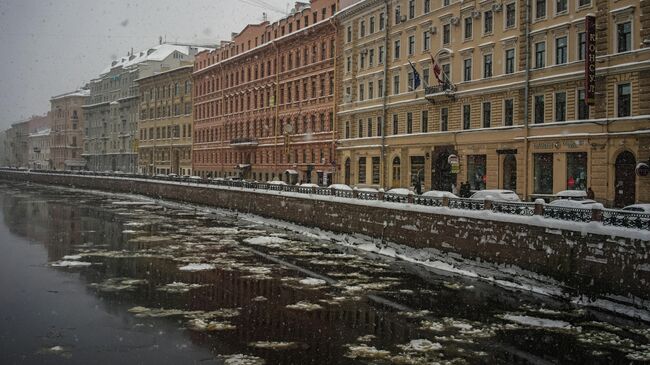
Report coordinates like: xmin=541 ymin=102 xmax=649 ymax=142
xmin=555 ymin=190 xmax=588 ymax=200
xmin=355 ymin=187 xmax=378 ymax=193
xmin=386 ymin=188 xmax=412 ymax=196
xmin=470 ymin=189 xmax=521 ymax=202
xmin=622 ymin=204 xmax=650 ymax=213
xmin=267 ymin=180 xmax=288 ymax=185
xmin=422 ymin=190 xmax=459 ymax=199
xmin=548 ymin=199 xmax=598 ymax=208
xmin=328 ymin=184 xmax=352 ymax=191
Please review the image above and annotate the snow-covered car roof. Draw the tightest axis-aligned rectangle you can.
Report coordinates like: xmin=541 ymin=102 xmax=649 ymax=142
xmin=622 ymin=204 xmax=650 ymax=213
xmin=548 ymin=199 xmax=598 ymax=208
xmin=328 ymin=184 xmax=352 ymax=191
xmin=555 ymin=190 xmax=587 ymax=199
xmin=386 ymin=188 xmax=412 ymax=195
xmin=470 ymin=190 xmax=521 ymax=202
xmin=422 ymin=190 xmax=459 ymax=198
xmin=267 ymin=180 xmax=287 ymax=185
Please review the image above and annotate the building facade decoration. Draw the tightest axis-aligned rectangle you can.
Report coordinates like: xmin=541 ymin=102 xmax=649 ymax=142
xmin=50 ymin=89 xmax=89 ymax=170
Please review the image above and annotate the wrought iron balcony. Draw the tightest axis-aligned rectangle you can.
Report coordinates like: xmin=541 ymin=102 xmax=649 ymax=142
xmin=425 ymin=83 xmax=457 ymax=103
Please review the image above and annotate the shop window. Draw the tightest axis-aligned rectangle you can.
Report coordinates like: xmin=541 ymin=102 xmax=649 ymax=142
xmin=358 ymin=157 xmax=366 ymax=184
xmin=392 ymin=156 xmax=401 ymax=186
xmin=566 ymin=152 xmax=587 ymax=191
xmin=372 ymin=157 xmax=380 ymax=184
xmin=534 ymin=153 xmax=553 ymax=194
xmin=410 ymin=156 xmax=425 ymax=188
xmin=504 ymin=99 xmax=514 ymax=126
xmin=467 ymin=155 xmax=487 ymax=190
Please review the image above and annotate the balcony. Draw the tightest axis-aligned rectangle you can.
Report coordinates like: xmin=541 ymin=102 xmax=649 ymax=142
xmin=229 ymin=138 xmax=258 ymax=148
xmin=424 ymin=83 xmax=457 ymax=103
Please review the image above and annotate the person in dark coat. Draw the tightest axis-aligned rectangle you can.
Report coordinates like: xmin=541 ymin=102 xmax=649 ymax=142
xmin=587 ymin=187 xmax=595 ymax=200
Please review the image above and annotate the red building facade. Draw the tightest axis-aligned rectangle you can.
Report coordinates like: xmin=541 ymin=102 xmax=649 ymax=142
xmin=192 ymin=0 xmax=338 ymax=185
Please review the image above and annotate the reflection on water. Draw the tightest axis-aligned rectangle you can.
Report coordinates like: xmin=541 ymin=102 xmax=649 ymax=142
xmin=1 ymin=182 xmax=649 ymax=365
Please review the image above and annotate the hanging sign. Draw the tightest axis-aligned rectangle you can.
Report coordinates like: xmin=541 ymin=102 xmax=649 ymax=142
xmin=585 ymin=15 xmax=596 ymax=105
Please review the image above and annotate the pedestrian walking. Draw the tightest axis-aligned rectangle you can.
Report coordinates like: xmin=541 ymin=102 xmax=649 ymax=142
xmin=587 ymin=187 xmax=595 ymax=200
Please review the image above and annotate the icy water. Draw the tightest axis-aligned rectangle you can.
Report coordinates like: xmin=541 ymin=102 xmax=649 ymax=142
xmin=1 ymin=182 xmax=650 ymax=365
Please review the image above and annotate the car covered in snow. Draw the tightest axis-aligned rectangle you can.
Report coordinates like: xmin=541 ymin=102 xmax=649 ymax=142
xmin=548 ymin=199 xmax=599 ymax=208
xmin=470 ymin=189 xmax=521 ymax=202
xmin=554 ymin=190 xmax=588 ymax=200
xmin=267 ymin=180 xmax=288 ymax=185
xmin=422 ymin=190 xmax=459 ymax=199
xmin=327 ymin=184 xmax=352 ymax=191
xmin=299 ymin=183 xmax=320 ymax=188
xmin=385 ymin=188 xmax=412 ymax=196
xmin=622 ymin=204 xmax=650 ymax=213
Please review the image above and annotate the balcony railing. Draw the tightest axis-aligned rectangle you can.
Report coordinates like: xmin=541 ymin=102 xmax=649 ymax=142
xmin=424 ymin=83 xmax=457 ymax=102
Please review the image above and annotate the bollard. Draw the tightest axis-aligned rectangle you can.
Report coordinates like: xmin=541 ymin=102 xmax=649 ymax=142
xmin=483 ymin=198 xmax=493 ymax=211
xmin=378 ymin=188 xmax=385 ymax=201
xmin=407 ymin=191 xmax=414 ymax=204
xmin=311 ymin=186 xmax=317 ymax=195
xmin=353 ymin=187 xmax=359 ymax=199
xmin=442 ymin=196 xmax=450 ymax=207
xmin=330 ymin=187 xmax=336 ymax=197
xmin=591 ymin=203 xmax=604 ymax=222
xmin=534 ymin=198 xmax=545 ymax=215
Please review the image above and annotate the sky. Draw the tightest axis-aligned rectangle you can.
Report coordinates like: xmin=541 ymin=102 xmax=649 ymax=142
xmin=0 ymin=0 xmax=291 ymax=131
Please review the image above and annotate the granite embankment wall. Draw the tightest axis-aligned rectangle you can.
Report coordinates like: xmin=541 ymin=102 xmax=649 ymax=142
xmin=2 ymin=171 xmax=649 ymax=302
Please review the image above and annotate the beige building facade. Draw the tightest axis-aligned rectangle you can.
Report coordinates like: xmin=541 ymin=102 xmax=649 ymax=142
xmin=50 ymin=89 xmax=89 ymax=170
xmin=137 ymin=65 xmax=194 ymax=176
xmin=336 ymin=0 xmax=649 ymax=207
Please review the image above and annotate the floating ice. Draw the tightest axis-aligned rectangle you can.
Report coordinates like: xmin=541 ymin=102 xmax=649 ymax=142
xmin=187 ymin=318 xmax=236 ymax=331
xmin=252 ymin=296 xmax=268 ymax=302
xmin=243 ymin=236 xmax=289 ymax=247
xmin=286 ymin=301 xmax=322 ymax=311
xmin=345 ymin=344 xmax=391 ymax=359
xmin=222 ymin=354 xmax=265 ymax=365
xmin=500 ymin=314 xmax=572 ymax=329
xmin=62 ymin=255 xmax=82 ymax=260
xmin=299 ymin=278 xmax=327 ymax=286
xmin=248 ymin=341 xmax=303 ymax=350
xmin=51 ymin=260 xmax=92 ymax=267
xmin=398 ymin=339 xmax=443 ymax=352
xmin=156 ymin=282 xmax=206 ymax=293
xmin=178 ymin=263 xmax=215 ymax=271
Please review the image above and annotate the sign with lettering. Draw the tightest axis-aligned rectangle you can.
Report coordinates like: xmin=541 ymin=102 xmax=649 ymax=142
xmin=585 ymin=15 xmax=596 ymax=105
xmin=637 ymin=163 xmax=649 ymax=177
xmin=448 ymin=154 xmax=459 ymax=174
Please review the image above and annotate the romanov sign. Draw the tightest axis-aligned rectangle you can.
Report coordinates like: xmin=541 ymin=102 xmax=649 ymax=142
xmin=585 ymin=15 xmax=596 ymax=105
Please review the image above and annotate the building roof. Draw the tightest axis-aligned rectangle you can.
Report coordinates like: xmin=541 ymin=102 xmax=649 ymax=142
xmin=101 ymin=43 xmax=213 ymax=75
xmin=29 ymin=128 xmax=51 ymax=138
xmin=51 ymin=89 xmax=90 ymax=101
xmin=134 ymin=64 xmax=194 ymax=83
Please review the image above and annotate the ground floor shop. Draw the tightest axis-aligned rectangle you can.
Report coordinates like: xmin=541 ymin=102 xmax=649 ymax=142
xmin=138 ymin=145 xmax=192 ymax=176
xmin=83 ymin=153 xmax=138 ymax=174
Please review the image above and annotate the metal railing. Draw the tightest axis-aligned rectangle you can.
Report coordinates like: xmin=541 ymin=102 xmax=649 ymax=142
xmin=1 ymin=168 xmax=648 ymax=231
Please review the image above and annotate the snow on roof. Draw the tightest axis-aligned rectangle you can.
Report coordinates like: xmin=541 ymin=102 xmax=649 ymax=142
xmin=29 ymin=128 xmax=51 ymax=138
xmin=101 ymin=43 xmax=213 ymax=75
xmin=51 ymin=89 xmax=90 ymax=101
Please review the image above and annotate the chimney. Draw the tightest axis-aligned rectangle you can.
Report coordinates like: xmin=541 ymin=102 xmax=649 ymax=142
xmin=159 ymin=36 xmax=163 ymax=45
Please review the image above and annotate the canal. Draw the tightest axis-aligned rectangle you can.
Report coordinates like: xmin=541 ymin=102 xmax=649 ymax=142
xmin=1 ymin=181 xmax=649 ymax=364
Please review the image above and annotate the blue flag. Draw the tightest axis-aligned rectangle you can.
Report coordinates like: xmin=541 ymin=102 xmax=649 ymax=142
xmin=408 ymin=60 xmax=421 ymax=90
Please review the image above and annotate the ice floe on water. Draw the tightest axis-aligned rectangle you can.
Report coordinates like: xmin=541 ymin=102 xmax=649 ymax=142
xmin=187 ymin=318 xmax=236 ymax=331
xmin=498 ymin=314 xmax=573 ymax=329
xmin=51 ymin=260 xmax=92 ymax=267
xmin=397 ymin=339 xmax=443 ymax=352
xmin=178 ymin=263 xmax=215 ymax=271
xmin=285 ymin=301 xmax=322 ymax=311
xmin=243 ymin=236 xmax=289 ymax=247
xmin=298 ymin=277 xmax=327 ymax=286
xmin=345 ymin=344 xmax=391 ymax=360
xmin=62 ymin=255 xmax=82 ymax=260
xmin=156 ymin=282 xmax=206 ymax=293
xmin=248 ymin=341 xmax=305 ymax=350
xmin=252 ymin=296 xmax=268 ymax=302
xmin=356 ymin=334 xmax=376 ymax=342
xmin=221 ymin=354 xmax=265 ymax=365
xmin=90 ymin=277 xmax=147 ymax=292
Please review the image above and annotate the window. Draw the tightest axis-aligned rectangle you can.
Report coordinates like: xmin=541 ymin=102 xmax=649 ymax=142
xmin=534 ymin=95 xmax=545 ymax=124
xmin=372 ymin=157 xmax=380 ymax=184
xmin=555 ymin=36 xmax=567 ymax=64
xmin=443 ymin=24 xmax=451 ymax=45
xmin=423 ymin=31 xmax=431 ymax=51
xmin=377 ymin=117 xmax=383 ymax=136
xmin=483 ymin=54 xmax=492 ymax=78
xmin=534 ymin=153 xmax=553 ymax=194
xmin=392 ymin=156 xmax=401 ymax=182
xmin=394 ymin=40 xmax=401 ymax=59
xmin=358 ymin=120 xmax=363 ymax=138
xmin=555 ymin=92 xmax=566 ymax=122
xmin=422 ymin=68 xmax=430 ymax=86
xmin=484 ymin=11 xmax=493 ymax=34
xmin=617 ymin=83 xmax=631 ymax=117
xmin=556 ymin=0 xmax=567 ymax=14
xmin=358 ymin=83 xmax=364 ymax=101
xmin=379 ymin=12 xmax=385 ymax=30
xmin=360 ymin=52 xmax=366 ymax=68
xmin=347 ymin=26 xmax=352 ymax=42
xmin=407 ymin=112 xmax=413 ymax=133
xmin=378 ymin=46 xmax=384 ymax=64
xmin=464 ymin=17 xmax=473 ymax=39
xmin=393 ymin=74 xmax=400 ymax=95
xmin=408 ymin=35 xmax=415 ymax=55
xmin=578 ymin=0 xmax=591 ymax=7
xmin=482 ymin=102 xmax=491 ymax=128
xmin=378 ymin=79 xmax=384 ymax=97
xmin=408 ymin=0 xmax=415 ymax=18
xmin=577 ymin=89 xmax=589 ymax=120
xmin=368 ymin=81 xmax=374 ymax=99
xmin=535 ymin=42 xmax=545 ymax=68
xmin=421 ymin=110 xmax=428 ymax=132
xmin=369 ymin=49 xmax=375 ymax=66
xmin=408 ymin=71 xmax=414 ymax=91
xmin=504 ymin=99 xmax=514 ymax=126
xmin=463 ymin=58 xmax=472 ymax=81
xmin=392 ymin=114 xmax=399 ymax=134
xmin=506 ymin=3 xmax=516 ymax=28
xmin=395 ymin=6 xmax=401 ymax=24
xmin=367 ymin=118 xmax=373 ymax=137
xmin=424 ymin=0 xmax=431 ymax=13
xmin=467 ymin=155 xmax=487 ymax=190
xmin=440 ymin=108 xmax=449 ymax=131
xmin=463 ymin=104 xmax=471 ymax=129
xmin=346 ymin=56 xmax=351 ymax=73
xmin=567 ymin=152 xmax=588 ymax=191
xmin=617 ymin=22 xmax=632 ymax=53
xmin=536 ymin=0 xmax=546 ymax=19
xmin=505 ymin=48 xmax=515 ymax=74
xmin=360 ymin=20 xmax=366 ymax=37
xmin=358 ymin=157 xmax=366 ymax=183
xmin=345 ymin=121 xmax=350 ymax=138
xmin=578 ymin=32 xmax=586 ymax=61
xmin=370 ymin=17 xmax=375 ymax=33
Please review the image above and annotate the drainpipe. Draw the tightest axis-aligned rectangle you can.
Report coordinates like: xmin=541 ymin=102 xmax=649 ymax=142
xmin=273 ymin=40 xmax=280 ymax=179
xmin=380 ymin=0 xmax=390 ymax=189
xmin=329 ymin=16 xmax=338 ymax=184
xmin=522 ymin=0 xmax=531 ymax=201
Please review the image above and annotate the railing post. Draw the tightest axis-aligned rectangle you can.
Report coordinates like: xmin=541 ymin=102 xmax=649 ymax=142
xmin=352 ymin=187 xmax=359 ymax=199
xmin=591 ymin=203 xmax=604 ymax=222
xmin=483 ymin=198 xmax=493 ymax=211
xmin=311 ymin=186 xmax=317 ymax=195
xmin=534 ymin=198 xmax=545 ymax=216
xmin=330 ymin=187 xmax=336 ymax=196
xmin=407 ymin=191 xmax=414 ymax=204
xmin=442 ymin=196 xmax=450 ymax=207
xmin=378 ymin=188 xmax=385 ymax=201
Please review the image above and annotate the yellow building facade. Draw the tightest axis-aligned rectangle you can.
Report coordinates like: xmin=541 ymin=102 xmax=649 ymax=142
xmin=137 ymin=65 xmax=194 ymax=176
xmin=336 ymin=0 xmax=649 ymax=207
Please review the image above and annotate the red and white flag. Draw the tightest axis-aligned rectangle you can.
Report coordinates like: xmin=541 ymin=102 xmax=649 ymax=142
xmin=430 ymin=53 xmax=444 ymax=85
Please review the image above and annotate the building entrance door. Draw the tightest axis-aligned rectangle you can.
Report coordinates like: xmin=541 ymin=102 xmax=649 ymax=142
xmin=431 ymin=146 xmax=455 ymax=192
xmin=502 ymin=154 xmax=517 ymax=192
xmin=614 ymin=151 xmax=636 ymax=208
xmin=344 ymin=158 xmax=351 ymax=186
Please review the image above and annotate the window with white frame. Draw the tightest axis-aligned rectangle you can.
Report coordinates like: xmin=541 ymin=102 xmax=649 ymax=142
xmin=577 ymin=31 xmax=586 ymax=60
xmin=464 ymin=58 xmax=472 ymax=81
xmin=393 ymin=74 xmax=400 ymax=95
xmin=555 ymin=36 xmax=567 ymax=64
xmin=534 ymin=95 xmax=545 ymax=123
xmin=483 ymin=54 xmax=493 ymax=78
xmin=554 ymin=91 xmax=566 ymax=122
xmin=505 ymin=48 xmax=515 ymax=74
xmin=408 ymin=35 xmax=415 ymax=55
xmin=506 ymin=3 xmax=516 ymax=28
xmin=504 ymin=99 xmax=514 ymax=126
xmin=443 ymin=24 xmax=451 ymax=45
xmin=423 ymin=30 xmax=431 ymax=51
xmin=577 ymin=89 xmax=589 ymax=120
xmin=617 ymin=83 xmax=631 ymax=117
xmin=535 ymin=41 xmax=545 ymax=68
xmin=464 ymin=17 xmax=473 ymax=39
xmin=617 ymin=21 xmax=632 ymax=53
xmin=394 ymin=40 xmax=401 ymax=59
xmin=535 ymin=0 xmax=546 ymax=19
xmin=556 ymin=0 xmax=567 ymax=14
xmin=484 ymin=10 xmax=493 ymax=34
xmin=482 ymin=102 xmax=491 ymax=128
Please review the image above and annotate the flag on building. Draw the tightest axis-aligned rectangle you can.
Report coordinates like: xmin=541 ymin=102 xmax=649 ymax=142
xmin=408 ymin=60 xmax=421 ymax=90
xmin=430 ymin=53 xmax=444 ymax=85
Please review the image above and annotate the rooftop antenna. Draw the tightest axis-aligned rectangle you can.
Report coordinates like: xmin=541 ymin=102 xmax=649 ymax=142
xmin=159 ymin=36 xmax=163 ymax=45
xmin=262 ymin=12 xmax=267 ymax=22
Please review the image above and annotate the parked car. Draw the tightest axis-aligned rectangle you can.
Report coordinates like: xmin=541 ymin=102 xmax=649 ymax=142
xmin=328 ymin=184 xmax=352 ymax=191
xmin=267 ymin=180 xmax=288 ymax=185
xmin=622 ymin=204 xmax=650 ymax=213
xmin=470 ymin=189 xmax=521 ymax=202
xmin=548 ymin=199 xmax=598 ymax=208
xmin=555 ymin=190 xmax=588 ymax=200
xmin=422 ymin=190 xmax=459 ymax=199
xmin=386 ymin=188 xmax=412 ymax=196
xmin=299 ymin=183 xmax=319 ymax=188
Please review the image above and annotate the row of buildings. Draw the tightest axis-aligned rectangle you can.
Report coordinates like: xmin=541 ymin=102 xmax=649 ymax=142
xmin=1 ymin=0 xmax=649 ymax=207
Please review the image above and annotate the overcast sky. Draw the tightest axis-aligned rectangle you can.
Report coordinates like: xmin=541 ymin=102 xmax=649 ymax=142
xmin=0 ymin=0 xmax=290 ymax=130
